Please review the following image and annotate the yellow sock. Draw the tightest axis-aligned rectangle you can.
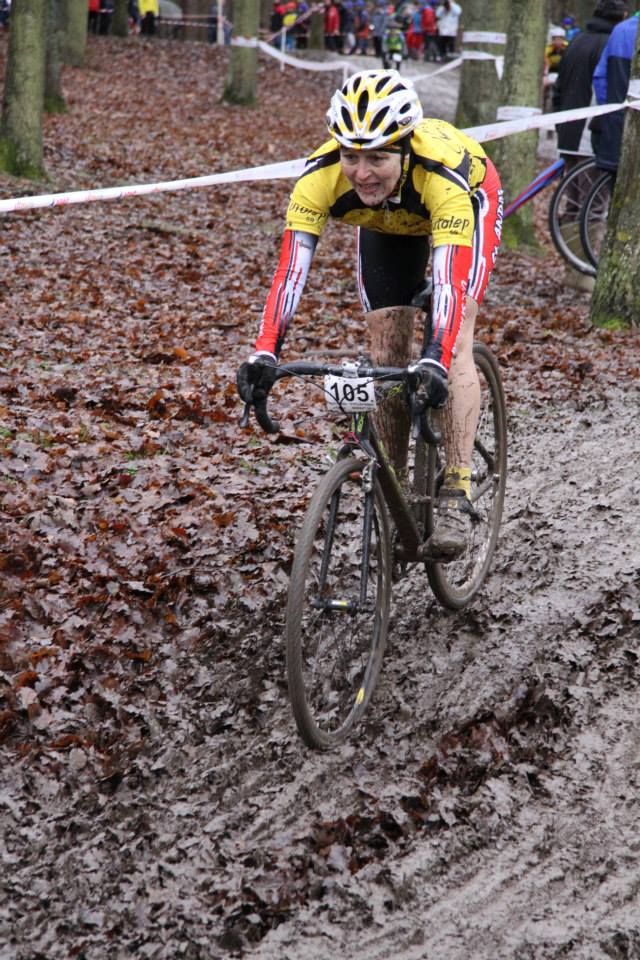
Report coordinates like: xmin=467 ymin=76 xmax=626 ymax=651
xmin=444 ymin=466 xmax=471 ymax=498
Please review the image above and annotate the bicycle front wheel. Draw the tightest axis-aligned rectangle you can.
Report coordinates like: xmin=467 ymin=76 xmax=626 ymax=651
xmin=286 ymin=457 xmax=392 ymax=750
xmin=424 ymin=343 xmax=507 ymax=610
xmin=548 ymin=157 xmax=599 ymax=276
xmin=579 ymin=170 xmax=614 ymax=269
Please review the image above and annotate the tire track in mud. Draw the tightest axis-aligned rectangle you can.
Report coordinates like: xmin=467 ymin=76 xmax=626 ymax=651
xmin=208 ymin=395 xmax=640 ymax=957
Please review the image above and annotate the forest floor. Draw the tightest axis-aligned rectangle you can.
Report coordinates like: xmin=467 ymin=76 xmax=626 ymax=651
xmin=1 ymin=36 xmax=639 ymax=960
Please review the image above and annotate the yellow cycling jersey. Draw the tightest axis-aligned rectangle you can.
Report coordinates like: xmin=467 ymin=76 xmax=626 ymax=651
xmin=285 ymin=118 xmax=488 ymax=248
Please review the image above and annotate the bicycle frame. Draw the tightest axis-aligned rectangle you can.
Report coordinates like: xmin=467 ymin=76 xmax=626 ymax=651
xmin=337 ymin=408 xmax=431 ymax=565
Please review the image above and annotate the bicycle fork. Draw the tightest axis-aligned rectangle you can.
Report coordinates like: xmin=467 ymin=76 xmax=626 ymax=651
xmin=312 ymin=459 xmax=377 ymax=616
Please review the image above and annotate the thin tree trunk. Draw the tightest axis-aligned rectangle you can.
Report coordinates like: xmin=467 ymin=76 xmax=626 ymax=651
xmin=455 ymin=0 xmax=510 ymax=130
xmin=0 ymin=0 xmax=46 ymax=178
xmin=45 ymin=0 xmax=67 ymax=114
xmin=224 ymin=0 xmax=259 ymax=105
xmin=60 ymin=0 xmax=87 ymax=67
xmin=112 ymin=0 xmax=129 ymax=37
xmin=492 ymin=0 xmax=549 ymax=249
xmin=309 ymin=10 xmax=323 ymax=49
xmin=589 ymin=49 xmax=640 ymax=328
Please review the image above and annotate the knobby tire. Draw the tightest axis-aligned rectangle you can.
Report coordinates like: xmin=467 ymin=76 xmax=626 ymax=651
xmin=420 ymin=342 xmax=507 ymax=610
xmin=548 ymin=157 xmax=599 ymax=276
xmin=286 ymin=456 xmax=392 ymax=749
xmin=579 ymin=170 xmax=614 ymax=270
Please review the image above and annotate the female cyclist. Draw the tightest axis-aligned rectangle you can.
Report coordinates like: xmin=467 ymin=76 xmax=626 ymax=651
xmin=237 ymin=69 xmax=503 ymax=561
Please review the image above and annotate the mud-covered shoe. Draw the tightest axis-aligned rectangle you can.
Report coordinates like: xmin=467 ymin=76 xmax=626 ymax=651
xmin=427 ymin=488 xmax=474 ymax=561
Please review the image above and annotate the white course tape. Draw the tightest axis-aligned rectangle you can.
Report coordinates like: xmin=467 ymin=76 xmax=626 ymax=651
xmin=405 ymin=57 xmax=463 ymax=84
xmin=462 ymin=31 xmax=506 ymax=44
xmin=496 ymin=105 xmax=542 ymax=121
xmin=0 ymin=158 xmax=306 ymax=215
xmin=461 ymin=49 xmax=503 ymax=78
xmin=231 ymin=36 xmax=350 ymax=74
xmin=465 ymin=99 xmax=628 ymax=143
xmin=0 ymin=100 xmax=636 ymax=216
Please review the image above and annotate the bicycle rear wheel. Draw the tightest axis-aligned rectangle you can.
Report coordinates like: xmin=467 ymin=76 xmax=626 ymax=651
xmin=548 ymin=157 xmax=599 ymax=276
xmin=579 ymin=170 xmax=614 ymax=269
xmin=286 ymin=456 xmax=392 ymax=749
xmin=423 ymin=343 xmax=507 ymax=610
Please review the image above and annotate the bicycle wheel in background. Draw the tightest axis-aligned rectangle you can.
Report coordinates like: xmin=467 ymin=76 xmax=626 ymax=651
xmin=286 ymin=456 xmax=392 ymax=749
xmin=548 ymin=157 xmax=599 ymax=276
xmin=580 ymin=170 xmax=614 ymax=270
xmin=422 ymin=343 xmax=507 ymax=610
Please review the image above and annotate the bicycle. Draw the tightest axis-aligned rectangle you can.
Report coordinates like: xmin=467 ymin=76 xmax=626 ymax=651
xmin=546 ymin=156 xmax=601 ymax=276
xmin=503 ymin=155 xmax=601 ymax=276
xmin=579 ymin=169 xmax=614 ymax=270
xmin=240 ymin=334 xmax=507 ymax=750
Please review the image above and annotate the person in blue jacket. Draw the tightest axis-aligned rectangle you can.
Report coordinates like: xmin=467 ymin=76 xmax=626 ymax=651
xmin=591 ymin=12 xmax=639 ymax=171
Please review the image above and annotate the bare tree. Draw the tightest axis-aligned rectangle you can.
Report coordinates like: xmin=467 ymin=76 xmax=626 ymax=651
xmin=492 ymin=0 xmax=549 ymax=249
xmin=455 ymin=0 xmax=510 ymax=129
xmin=60 ymin=0 xmax=88 ymax=67
xmin=45 ymin=0 xmax=67 ymax=114
xmin=0 ymin=0 xmax=47 ymax=178
xmin=112 ymin=0 xmax=130 ymax=38
xmin=224 ymin=0 xmax=260 ymax=105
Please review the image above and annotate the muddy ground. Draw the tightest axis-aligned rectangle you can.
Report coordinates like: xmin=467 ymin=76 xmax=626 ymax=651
xmin=1 ymin=39 xmax=639 ymax=960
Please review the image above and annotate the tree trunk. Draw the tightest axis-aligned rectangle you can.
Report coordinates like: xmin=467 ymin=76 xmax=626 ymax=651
xmin=60 ymin=0 xmax=87 ymax=67
xmin=112 ymin=0 xmax=129 ymax=37
xmin=492 ymin=0 xmax=549 ymax=249
xmin=0 ymin=0 xmax=46 ymax=179
xmin=224 ymin=0 xmax=260 ymax=105
xmin=589 ymin=50 xmax=640 ymax=329
xmin=45 ymin=0 xmax=67 ymax=114
xmin=309 ymin=10 xmax=324 ymax=49
xmin=455 ymin=0 xmax=510 ymax=130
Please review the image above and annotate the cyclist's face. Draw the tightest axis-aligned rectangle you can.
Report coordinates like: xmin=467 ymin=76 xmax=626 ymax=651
xmin=340 ymin=148 xmax=402 ymax=205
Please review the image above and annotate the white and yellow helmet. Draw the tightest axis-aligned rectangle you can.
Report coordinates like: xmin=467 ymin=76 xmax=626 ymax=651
xmin=327 ymin=70 xmax=423 ymax=150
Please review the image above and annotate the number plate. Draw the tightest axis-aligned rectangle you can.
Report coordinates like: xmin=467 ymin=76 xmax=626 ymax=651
xmin=324 ymin=374 xmax=377 ymax=413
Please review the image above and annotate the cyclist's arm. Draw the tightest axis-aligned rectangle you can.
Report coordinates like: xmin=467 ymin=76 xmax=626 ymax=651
xmin=254 ymin=229 xmax=318 ymax=357
xmin=421 ymin=173 xmax=475 ymax=373
xmin=422 ymin=242 xmax=472 ymax=373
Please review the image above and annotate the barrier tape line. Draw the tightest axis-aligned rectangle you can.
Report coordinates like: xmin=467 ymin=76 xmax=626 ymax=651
xmin=0 ymin=100 xmax=636 ymax=215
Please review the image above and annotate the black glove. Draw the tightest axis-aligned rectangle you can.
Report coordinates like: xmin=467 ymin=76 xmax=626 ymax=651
xmin=409 ymin=359 xmax=448 ymax=410
xmin=236 ymin=353 xmax=278 ymax=405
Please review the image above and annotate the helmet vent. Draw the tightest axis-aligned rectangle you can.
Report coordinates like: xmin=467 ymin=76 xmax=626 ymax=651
xmin=341 ymin=106 xmax=354 ymax=131
xmin=357 ymin=90 xmax=369 ymax=123
xmin=372 ymin=105 xmax=389 ymax=130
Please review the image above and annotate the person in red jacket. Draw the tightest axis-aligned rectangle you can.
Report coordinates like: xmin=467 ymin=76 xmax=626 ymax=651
xmin=421 ymin=1 xmax=439 ymax=62
xmin=324 ymin=0 xmax=341 ymax=50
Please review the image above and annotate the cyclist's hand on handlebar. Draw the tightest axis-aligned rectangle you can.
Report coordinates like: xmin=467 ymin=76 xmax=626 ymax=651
xmin=408 ymin=358 xmax=448 ymax=410
xmin=236 ymin=351 xmax=278 ymax=405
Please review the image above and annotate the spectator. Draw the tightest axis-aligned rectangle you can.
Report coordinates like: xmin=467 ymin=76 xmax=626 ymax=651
xmin=553 ymin=0 xmax=630 ymax=165
xmin=295 ymin=1 xmax=310 ymax=48
xmin=98 ymin=0 xmax=113 ymax=34
xmin=381 ymin=18 xmax=407 ymax=68
xmin=341 ymin=0 xmax=356 ymax=53
xmin=406 ymin=5 xmax=423 ymax=59
xmin=436 ymin=0 xmax=462 ymax=59
xmin=139 ymin=0 xmax=158 ymax=36
xmin=562 ymin=15 xmax=581 ymax=41
xmin=421 ymin=0 xmax=439 ymax=62
xmin=129 ymin=0 xmax=140 ymax=32
xmin=324 ymin=0 xmax=341 ymax=51
xmin=592 ymin=10 xmax=638 ymax=171
xmin=371 ymin=1 xmax=387 ymax=58
xmin=544 ymin=26 xmax=569 ymax=72
xmin=354 ymin=0 xmax=370 ymax=54
xmin=282 ymin=1 xmax=298 ymax=50
xmin=88 ymin=0 xmax=100 ymax=33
